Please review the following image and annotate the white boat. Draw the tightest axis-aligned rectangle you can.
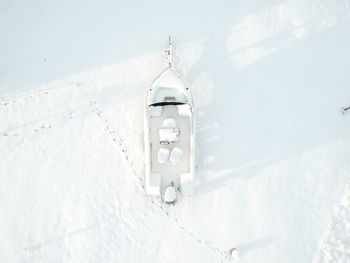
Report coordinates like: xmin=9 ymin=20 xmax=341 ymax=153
xmin=144 ymin=37 xmax=196 ymax=204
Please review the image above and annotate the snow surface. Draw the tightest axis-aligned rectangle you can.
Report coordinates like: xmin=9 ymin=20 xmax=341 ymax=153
xmin=1 ymin=0 xmax=350 ymax=262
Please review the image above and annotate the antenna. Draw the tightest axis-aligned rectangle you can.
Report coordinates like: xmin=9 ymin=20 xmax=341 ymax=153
xmin=165 ymin=36 xmax=173 ymax=67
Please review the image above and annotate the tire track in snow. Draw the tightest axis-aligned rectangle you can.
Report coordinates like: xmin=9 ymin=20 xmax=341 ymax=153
xmin=89 ymin=100 xmax=232 ymax=262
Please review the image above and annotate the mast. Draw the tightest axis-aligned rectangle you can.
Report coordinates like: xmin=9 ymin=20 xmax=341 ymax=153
xmin=165 ymin=36 xmax=173 ymax=67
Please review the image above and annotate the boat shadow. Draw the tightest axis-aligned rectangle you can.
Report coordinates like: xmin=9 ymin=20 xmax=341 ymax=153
xmin=184 ymin=11 xmax=350 ymax=195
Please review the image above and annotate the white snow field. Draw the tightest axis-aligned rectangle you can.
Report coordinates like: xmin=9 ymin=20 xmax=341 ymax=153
xmin=1 ymin=0 xmax=350 ymax=262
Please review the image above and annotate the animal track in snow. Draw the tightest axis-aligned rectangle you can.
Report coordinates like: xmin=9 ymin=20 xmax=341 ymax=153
xmin=89 ymin=100 xmax=233 ymax=262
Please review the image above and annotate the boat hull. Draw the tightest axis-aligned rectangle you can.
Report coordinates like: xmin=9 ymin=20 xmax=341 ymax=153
xmin=144 ymin=68 xmax=196 ymax=200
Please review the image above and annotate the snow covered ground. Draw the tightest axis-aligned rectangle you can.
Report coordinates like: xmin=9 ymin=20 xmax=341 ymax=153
xmin=1 ymin=0 xmax=350 ymax=262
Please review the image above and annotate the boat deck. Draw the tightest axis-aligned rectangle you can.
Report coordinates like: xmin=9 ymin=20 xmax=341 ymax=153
xmin=149 ymin=105 xmax=191 ymax=189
